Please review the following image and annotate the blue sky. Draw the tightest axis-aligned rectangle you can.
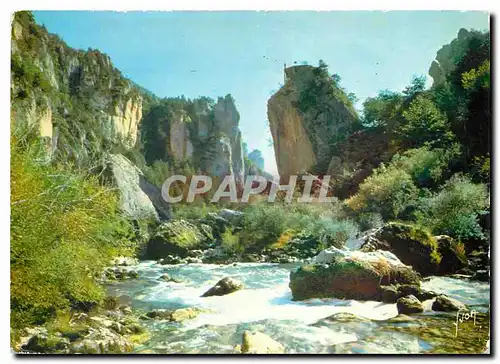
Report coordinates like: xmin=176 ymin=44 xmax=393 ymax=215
xmin=33 ymin=11 xmax=489 ymax=175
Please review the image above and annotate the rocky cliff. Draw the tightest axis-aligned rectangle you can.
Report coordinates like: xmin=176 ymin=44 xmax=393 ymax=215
xmin=428 ymin=28 xmax=474 ymax=88
xmin=267 ymin=65 xmax=359 ymax=180
xmin=11 ymin=12 xmax=142 ymax=164
xmin=140 ymin=95 xmax=246 ymax=183
xmin=11 ymin=11 xmax=246 ymax=186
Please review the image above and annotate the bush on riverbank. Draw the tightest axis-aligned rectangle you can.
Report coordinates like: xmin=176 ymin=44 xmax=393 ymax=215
xmin=10 ymin=127 xmax=136 ymax=332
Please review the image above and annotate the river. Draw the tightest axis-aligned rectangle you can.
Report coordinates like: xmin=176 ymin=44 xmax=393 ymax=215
xmin=106 ymin=261 xmax=490 ymax=354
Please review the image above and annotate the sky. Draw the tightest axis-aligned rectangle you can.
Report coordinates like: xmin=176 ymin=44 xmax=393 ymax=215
xmin=33 ymin=11 xmax=489 ymax=176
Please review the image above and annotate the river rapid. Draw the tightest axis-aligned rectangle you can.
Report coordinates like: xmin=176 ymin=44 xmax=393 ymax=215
xmin=106 ymin=261 xmax=490 ymax=354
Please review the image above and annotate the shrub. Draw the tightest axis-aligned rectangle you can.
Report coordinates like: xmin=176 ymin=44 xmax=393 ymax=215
xmin=237 ymin=202 xmax=359 ymax=251
xmin=346 ymin=164 xmax=419 ymax=220
xmin=391 ymin=145 xmax=461 ymax=188
xmin=417 ymin=174 xmax=489 ymax=240
xmin=220 ymin=229 xmax=243 ymax=255
xmin=10 ymin=132 xmax=135 ymax=330
xmin=356 ymin=212 xmax=384 ymax=231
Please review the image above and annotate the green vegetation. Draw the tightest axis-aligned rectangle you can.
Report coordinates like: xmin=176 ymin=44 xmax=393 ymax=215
xmin=417 ymin=175 xmax=489 ymax=241
xmin=345 ymin=28 xmax=490 ymax=247
xmin=10 ymin=125 xmax=136 ymax=331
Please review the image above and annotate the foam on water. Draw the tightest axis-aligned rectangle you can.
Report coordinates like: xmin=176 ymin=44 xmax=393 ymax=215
xmin=116 ymin=261 xmax=398 ymax=329
xmin=106 ymin=261 xmax=490 ymax=353
xmin=421 ymin=276 xmax=490 ymax=308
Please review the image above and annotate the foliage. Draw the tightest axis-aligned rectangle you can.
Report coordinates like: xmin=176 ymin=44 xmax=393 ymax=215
xmin=390 ymin=145 xmax=461 ymax=188
xmin=237 ymin=202 xmax=358 ymax=252
xmin=399 ymin=95 xmax=451 ymax=147
xmin=362 ymin=90 xmax=404 ymax=129
xmin=346 ymin=164 xmax=419 ymax=220
xmin=416 ymin=174 xmax=489 ymax=241
xmin=10 ymin=128 xmax=135 ymax=330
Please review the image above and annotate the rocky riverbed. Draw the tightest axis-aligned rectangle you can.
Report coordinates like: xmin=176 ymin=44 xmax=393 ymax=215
xmin=101 ymin=260 xmax=490 ymax=354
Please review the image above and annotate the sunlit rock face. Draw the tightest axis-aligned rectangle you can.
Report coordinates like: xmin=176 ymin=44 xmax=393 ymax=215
xmin=11 ymin=12 xmax=144 ymax=157
xmin=109 ymin=97 xmax=143 ymax=148
xmin=267 ymin=65 xmax=358 ymax=181
xmin=211 ymin=95 xmax=245 ymax=183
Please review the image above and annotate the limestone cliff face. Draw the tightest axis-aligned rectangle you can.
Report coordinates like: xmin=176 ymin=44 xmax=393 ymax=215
xmin=267 ymin=65 xmax=358 ymax=180
xmin=169 ymin=112 xmax=194 ymax=161
xmin=428 ymin=28 xmax=472 ymax=87
xmin=141 ymin=94 xmax=245 ymax=183
xmin=109 ymin=97 xmax=143 ymax=148
xmin=211 ymin=95 xmax=245 ymax=183
xmin=11 ymin=12 xmax=142 ymax=159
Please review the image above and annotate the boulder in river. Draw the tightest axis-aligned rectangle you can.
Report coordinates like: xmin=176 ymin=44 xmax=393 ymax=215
xmin=201 ymin=277 xmax=244 ymax=297
xmin=397 ymin=295 xmax=424 ymax=314
xmin=432 ymin=295 xmax=467 ymax=312
xmin=289 ymin=247 xmax=420 ymax=301
xmin=144 ymin=308 xmax=204 ymax=322
xmin=239 ymin=331 xmax=285 ymax=354
xmin=360 ymin=222 xmax=442 ymax=276
xmin=435 ymin=235 xmax=468 ymax=274
xmin=145 ymin=220 xmax=206 ymax=259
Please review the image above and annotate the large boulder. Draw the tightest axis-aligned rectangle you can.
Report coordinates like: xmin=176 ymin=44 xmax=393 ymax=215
xmin=360 ymin=223 xmax=442 ymax=276
xmin=107 ymin=154 xmax=171 ymax=221
xmin=396 ymin=295 xmax=424 ymax=315
xmin=239 ymin=331 xmax=285 ymax=354
xmin=145 ymin=220 xmax=206 ymax=259
xmin=289 ymin=248 xmax=420 ymax=301
xmin=435 ymin=235 xmax=468 ymax=274
xmin=201 ymin=277 xmax=244 ymax=297
xmin=432 ymin=295 xmax=467 ymax=312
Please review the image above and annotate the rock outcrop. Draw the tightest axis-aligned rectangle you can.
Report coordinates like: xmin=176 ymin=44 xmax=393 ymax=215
xmin=267 ymin=65 xmax=358 ymax=181
xmin=201 ymin=277 xmax=244 ymax=297
xmin=11 ymin=12 xmax=143 ymax=157
xmin=429 ymin=28 xmax=474 ymax=87
xmin=141 ymin=94 xmax=246 ymax=183
xmin=238 ymin=331 xmax=285 ymax=354
xmin=289 ymin=247 xmax=420 ymax=301
xmin=360 ymin=223 xmax=467 ymax=276
xmin=107 ymin=154 xmax=171 ymax=221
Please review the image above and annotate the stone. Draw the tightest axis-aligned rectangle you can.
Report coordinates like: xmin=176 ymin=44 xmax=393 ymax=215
xmin=145 ymin=309 xmax=172 ymax=321
xmin=106 ymin=154 xmax=171 ymax=221
xmin=22 ymin=333 xmax=70 ymax=354
xmin=267 ymin=65 xmax=358 ymax=181
xmin=471 ymin=270 xmax=489 ymax=282
xmin=435 ymin=235 xmax=468 ymax=274
xmin=112 ymin=256 xmax=138 ymax=267
xmin=380 ymin=285 xmax=399 ymax=303
xmin=432 ymin=295 xmax=467 ymax=312
xmin=201 ymin=277 xmax=244 ymax=297
xmin=396 ymin=295 xmax=424 ymax=315
xmin=290 ymin=248 xmax=420 ymax=301
xmin=169 ymin=308 xmax=203 ymax=322
xmin=145 ymin=220 xmax=205 ymax=259
xmin=240 ymin=331 xmax=285 ymax=354
xmin=361 ymin=222 xmax=442 ymax=276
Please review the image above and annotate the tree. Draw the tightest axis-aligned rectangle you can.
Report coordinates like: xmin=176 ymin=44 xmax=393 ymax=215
xmin=399 ymin=95 xmax=450 ymax=147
